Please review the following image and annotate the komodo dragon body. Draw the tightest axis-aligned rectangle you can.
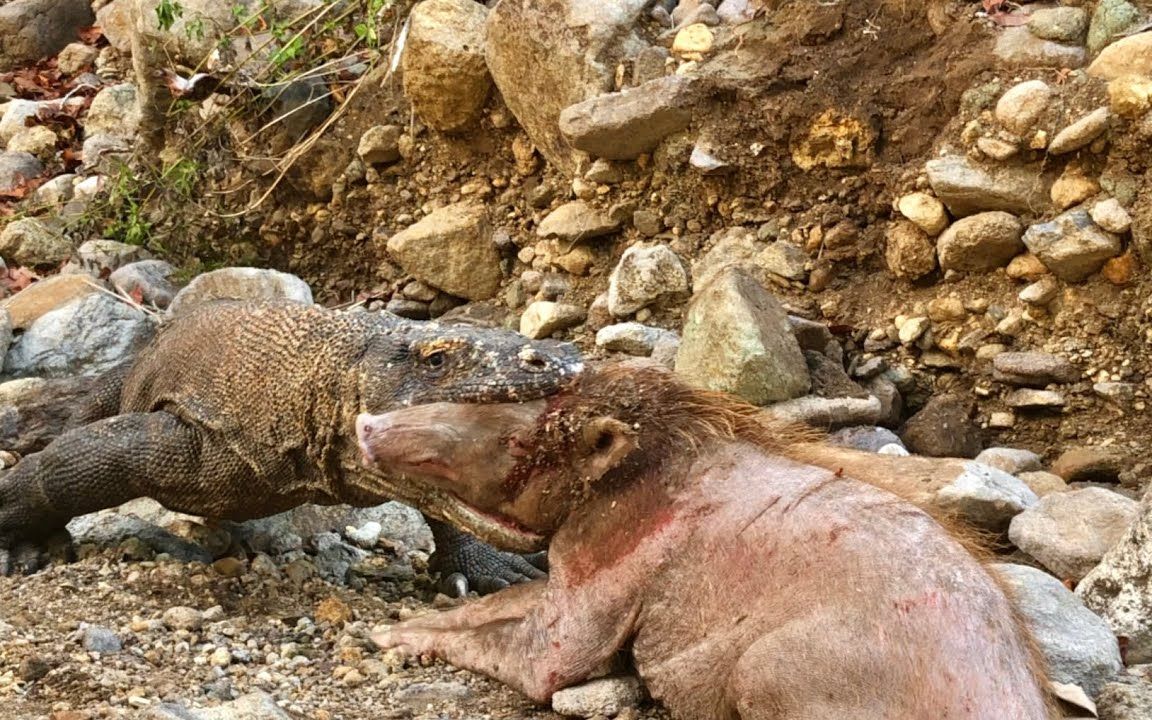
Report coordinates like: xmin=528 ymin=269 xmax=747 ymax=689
xmin=0 ymin=300 xmax=583 ymax=588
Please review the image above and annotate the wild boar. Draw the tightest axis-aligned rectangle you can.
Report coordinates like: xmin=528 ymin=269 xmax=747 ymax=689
xmin=357 ymin=364 xmax=1056 ymax=719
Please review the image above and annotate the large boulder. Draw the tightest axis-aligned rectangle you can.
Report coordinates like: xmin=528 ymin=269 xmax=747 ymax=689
xmin=485 ymin=0 xmax=650 ymax=176
xmin=1009 ymin=487 xmax=1139 ymax=582
xmin=384 ymin=203 xmax=503 ymax=301
xmin=1078 ymin=487 xmax=1152 ymax=664
xmin=402 ymin=0 xmax=492 ymax=133
xmin=993 ymin=564 xmax=1122 ymax=698
xmin=675 ymin=267 xmax=810 ymax=405
xmin=0 ymin=0 xmax=94 ymax=71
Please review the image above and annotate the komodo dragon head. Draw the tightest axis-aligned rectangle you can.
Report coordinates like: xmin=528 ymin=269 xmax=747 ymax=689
xmin=357 ymin=319 xmax=585 ymax=412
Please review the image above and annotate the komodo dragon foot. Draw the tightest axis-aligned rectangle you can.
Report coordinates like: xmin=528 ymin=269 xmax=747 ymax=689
xmin=428 ymin=519 xmax=547 ymax=597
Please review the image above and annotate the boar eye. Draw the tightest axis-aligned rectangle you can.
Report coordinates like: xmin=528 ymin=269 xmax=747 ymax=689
xmin=592 ymin=431 xmax=614 ymax=451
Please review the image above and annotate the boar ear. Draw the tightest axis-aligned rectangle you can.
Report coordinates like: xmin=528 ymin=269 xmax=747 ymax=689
xmin=580 ymin=416 xmax=637 ymax=480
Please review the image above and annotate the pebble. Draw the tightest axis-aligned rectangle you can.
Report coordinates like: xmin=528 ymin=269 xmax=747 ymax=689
xmin=1019 ymin=276 xmax=1059 ymax=306
xmin=162 ymin=606 xmax=204 ymax=631
xmin=536 ymin=201 xmax=622 ymax=242
xmin=671 ymin=23 xmax=714 ymax=57
xmin=896 ymin=192 xmax=949 ymax=236
xmin=994 ymin=80 xmax=1052 ymax=136
xmin=356 ymin=125 xmax=402 ymax=165
xmin=344 ymin=521 xmax=382 ymax=548
xmin=553 ymin=676 xmax=642 ymax=717
xmin=992 ymin=352 xmax=1079 ymax=387
xmin=975 ymin=447 xmax=1043 ymax=475
xmin=1051 ymin=446 xmax=1127 ymax=483
xmin=1048 ymin=107 xmax=1111 ymax=155
xmin=1089 ymin=198 xmax=1132 ymax=234
xmin=607 ymin=244 xmax=688 ymax=317
xmin=1050 ymin=168 xmax=1100 ymax=210
xmin=1022 ymin=209 xmax=1122 ymax=282
xmin=1006 ymin=389 xmax=1066 ymax=409
xmin=897 ymin=316 xmax=929 ymax=345
xmin=976 ymin=136 xmax=1019 ymax=161
xmin=1006 ymin=253 xmax=1050 ymax=281
xmin=936 ymin=211 xmax=1024 ymax=273
xmin=82 ymin=625 xmax=122 ymax=654
xmin=519 ymin=301 xmax=586 ymax=339
xmin=595 ymin=322 xmax=678 ymax=356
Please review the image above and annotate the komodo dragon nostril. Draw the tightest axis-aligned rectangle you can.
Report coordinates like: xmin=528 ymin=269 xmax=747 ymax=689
xmin=518 ymin=347 xmax=548 ymax=371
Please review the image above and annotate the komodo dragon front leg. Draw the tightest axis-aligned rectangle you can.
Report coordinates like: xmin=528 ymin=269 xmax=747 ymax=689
xmin=0 ymin=411 xmax=250 ymax=574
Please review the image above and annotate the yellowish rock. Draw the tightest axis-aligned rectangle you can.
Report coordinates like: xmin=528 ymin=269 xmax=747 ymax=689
xmin=897 ymin=192 xmax=949 ymax=236
xmin=672 ymin=23 xmax=714 ymax=58
xmin=1107 ymin=75 xmax=1152 ymax=119
xmin=791 ymin=109 xmax=876 ymax=171
xmin=1088 ymin=32 xmax=1152 ymax=80
xmin=1050 ymin=167 xmax=1100 ymax=210
xmin=0 ymin=274 xmax=100 ymax=330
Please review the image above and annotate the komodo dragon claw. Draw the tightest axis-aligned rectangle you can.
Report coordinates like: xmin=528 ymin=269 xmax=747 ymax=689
xmin=429 ymin=520 xmax=547 ymax=597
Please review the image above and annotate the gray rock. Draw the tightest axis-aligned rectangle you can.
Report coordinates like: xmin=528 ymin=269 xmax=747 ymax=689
xmin=485 ymin=0 xmax=650 ymax=175
xmin=519 ymin=301 xmax=585 ymax=339
xmin=675 ymin=267 xmax=810 ymax=405
xmin=312 ymin=532 xmax=370 ymax=583
xmin=765 ymin=395 xmax=883 ymax=429
xmin=994 ymin=80 xmax=1052 ymax=135
xmin=595 ymin=322 xmax=678 ymax=356
xmin=235 ymin=502 xmax=432 ymax=559
xmin=935 ymin=462 xmax=1039 ymax=532
xmin=585 ymin=159 xmax=626 ymax=184
xmin=1078 ymin=487 xmax=1152 ymax=664
xmin=168 ymin=267 xmax=314 ymax=316
xmin=0 ymin=151 xmax=42 ymax=193
xmin=0 ymin=217 xmax=71 ymax=267
xmin=1090 ymin=198 xmax=1133 ymax=235
xmin=4 ymin=294 xmax=155 ymax=378
xmin=689 ymin=141 xmax=731 ymax=175
xmin=975 ymin=447 xmax=1043 ymax=475
xmin=1006 ymin=388 xmax=1067 ymax=409
xmin=85 ymin=83 xmax=140 ymax=139
xmin=827 ymin=426 xmax=903 ymax=453
xmin=1049 ymin=107 xmax=1112 ymax=156
xmin=162 ymin=606 xmax=205 ymax=632
xmin=692 ymin=227 xmax=760 ymax=288
xmin=536 ymin=201 xmax=622 ymax=242
xmin=402 ymin=0 xmax=492 ymax=133
xmin=607 ymin=244 xmax=688 ymax=316
xmin=356 ymin=125 xmax=402 ymax=165
xmin=559 ymin=75 xmax=696 ymax=160
xmin=936 ymin=211 xmax=1024 ymax=272
xmin=993 ymin=564 xmax=1121 ymax=697
xmin=1023 ymin=209 xmax=1122 ymax=282
xmin=68 ymin=503 xmax=213 ymax=564
xmin=0 ymin=100 xmax=43 ymax=143
xmin=900 ymin=394 xmax=981 ymax=458
xmin=393 ymin=682 xmax=473 ymax=706
xmin=62 ymin=239 xmax=151 ymax=277
xmin=757 ymin=242 xmax=807 ymax=280
xmin=1087 ymin=0 xmax=1142 ymax=56
xmin=0 ymin=0 xmax=94 ymax=71
xmin=57 ymin=42 xmax=99 ymax=75
xmin=925 ymin=156 xmax=1049 ymax=217
xmin=994 ymin=26 xmax=1087 ymax=69
xmin=109 ymin=260 xmax=178 ymax=309
xmin=196 ymin=691 xmax=292 ymax=720
xmin=81 ymin=133 xmax=131 ymax=173
xmin=993 ymin=351 xmax=1079 ymax=387
xmin=552 ymin=676 xmax=642 ymax=717
xmin=343 ymin=521 xmax=382 ymax=549
xmin=31 ymin=173 xmax=76 ymax=207
xmin=1010 ymin=487 xmax=1139 ymax=581
xmin=82 ymin=625 xmax=122 ymax=654
xmin=1097 ymin=677 xmax=1152 ymax=720
xmin=1019 ymin=276 xmax=1059 ymax=306
xmin=1027 ymin=7 xmax=1089 ymax=44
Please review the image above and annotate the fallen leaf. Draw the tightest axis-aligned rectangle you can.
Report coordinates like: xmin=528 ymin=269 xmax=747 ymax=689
xmin=76 ymin=26 xmax=107 ymax=46
xmin=1 ymin=266 xmax=40 ymax=293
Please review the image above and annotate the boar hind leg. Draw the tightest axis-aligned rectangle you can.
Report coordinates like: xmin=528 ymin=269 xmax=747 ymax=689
xmin=375 ymin=581 xmax=639 ymax=703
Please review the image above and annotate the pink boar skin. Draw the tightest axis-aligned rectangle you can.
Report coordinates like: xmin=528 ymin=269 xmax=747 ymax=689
xmin=357 ymin=367 xmax=1055 ymax=720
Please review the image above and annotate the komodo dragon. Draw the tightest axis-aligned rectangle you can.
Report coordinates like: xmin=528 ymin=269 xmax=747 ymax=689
xmin=0 ymin=300 xmax=584 ymax=593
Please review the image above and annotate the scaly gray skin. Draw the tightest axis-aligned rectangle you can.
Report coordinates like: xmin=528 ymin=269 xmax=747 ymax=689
xmin=0 ymin=300 xmax=581 ymax=592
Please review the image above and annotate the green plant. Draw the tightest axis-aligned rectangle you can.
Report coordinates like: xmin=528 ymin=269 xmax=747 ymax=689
xmin=354 ymin=0 xmax=393 ymax=47
xmin=156 ymin=0 xmax=184 ymax=32
xmin=160 ymin=158 xmax=201 ymax=198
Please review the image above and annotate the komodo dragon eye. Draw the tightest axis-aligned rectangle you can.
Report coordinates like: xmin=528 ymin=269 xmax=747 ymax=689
xmin=423 ymin=349 xmax=447 ymax=372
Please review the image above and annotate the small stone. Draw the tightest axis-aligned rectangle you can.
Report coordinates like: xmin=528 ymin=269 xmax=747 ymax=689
xmin=109 ymin=260 xmax=177 ymax=309
xmin=0 ymin=217 xmax=69 ymax=267
xmin=1027 ymin=7 xmax=1088 ymax=43
xmin=1017 ymin=471 xmax=1069 ymax=497
xmin=212 ymin=557 xmax=245 ymax=577
xmin=1006 ymin=389 xmax=1066 ymax=409
xmin=585 ymin=159 xmax=625 ymax=184
xmin=552 ymin=676 xmax=642 ymax=717
xmin=897 ymin=316 xmax=930 ymax=345
xmin=927 ymin=297 xmax=966 ymax=323
xmin=537 ymin=201 xmax=622 ymax=242
xmin=519 ymin=301 xmax=585 ymax=339
xmin=558 ymin=75 xmax=696 ymax=160
xmin=975 ymin=447 xmax=1043 ymax=475
xmin=63 ymin=238 xmax=151 ymax=277
xmin=1009 ymin=488 xmax=1139 ymax=581
xmin=934 ymin=462 xmax=1039 ymax=531
xmin=1107 ymin=75 xmax=1152 ymax=119
xmin=900 ymin=394 xmax=982 ymax=458
xmin=1090 ymin=198 xmax=1132 ymax=234
xmin=671 ymin=23 xmax=714 ymax=57
xmin=8 ymin=126 xmax=57 ymax=157
xmin=689 ymin=142 xmax=731 ymax=175
xmin=1048 ymin=107 xmax=1111 ymax=155
xmin=995 ymin=27 xmax=1087 ymax=69
xmin=162 ymin=606 xmax=204 ymax=631
xmin=209 ymin=647 xmax=233 ymax=667
xmin=926 ymin=156 xmax=1048 ymax=217
xmin=607 ymin=244 xmax=688 ymax=316
xmin=595 ymin=322 xmax=678 ymax=356
xmin=0 ymin=274 xmax=100 ymax=330
xmin=82 ymin=625 xmax=122 ymax=654
xmin=356 ymin=125 xmax=402 ymax=165
xmin=976 ymin=136 xmax=1019 ymax=161
xmin=1023 ymin=209 xmax=1122 ymax=282
xmin=897 ymin=192 xmax=949 ymax=236
xmin=1093 ymin=381 xmax=1135 ymax=403
xmin=884 ymin=221 xmax=937 ymax=280
xmin=384 ymin=203 xmax=503 ymax=301
xmin=344 ymin=521 xmax=382 ymax=548
xmin=57 ymin=42 xmax=99 ymax=75
xmin=937 ymin=211 xmax=1024 ymax=273
xmin=1087 ymin=0 xmax=1141 ymax=55
xmin=995 ymin=80 xmax=1052 ymax=135
xmin=988 ymin=411 xmax=1016 ymax=429
xmin=1050 ymin=169 xmax=1100 ymax=210
xmin=827 ymin=426 xmax=904 ymax=453
xmin=1019 ymin=276 xmax=1059 ymax=306
xmin=315 ymin=597 xmax=354 ymax=625
xmin=756 ymin=242 xmax=807 ymax=280
xmin=1101 ymin=251 xmax=1139 ymax=285
xmin=1006 ymin=253 xmax=1049 ymax=281
xmin=675 ymin=267 xmax=810 ymax=405
xmin=993 ymin=352 xmax=1079 ymax=387
xmin=1051 ymin=446 xmax=1127 ymax=483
